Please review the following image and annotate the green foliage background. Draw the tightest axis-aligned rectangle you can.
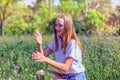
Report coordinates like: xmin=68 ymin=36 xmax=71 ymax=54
xmin=1 ymin=0 xmax=119 ymax=35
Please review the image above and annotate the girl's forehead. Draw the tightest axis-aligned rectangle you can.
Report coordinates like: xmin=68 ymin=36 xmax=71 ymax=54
xmin=56 ymin=18 xmax=64 ymax=24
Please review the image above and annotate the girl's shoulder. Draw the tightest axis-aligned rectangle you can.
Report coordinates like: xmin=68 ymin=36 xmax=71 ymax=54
xmin=69 ymin=39 xmax=76 ymax=45
xmin=67 ymin=39 xmax=76 ymax=48
xmin=69 ymin=39 xmax=80 ymax=50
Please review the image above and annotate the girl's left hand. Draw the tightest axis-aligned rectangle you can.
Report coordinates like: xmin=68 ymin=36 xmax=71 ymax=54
xmin=34 ymin=32 xmax=42 ymax=45
xmin=31 ymin=51 xmax=46 ymax=62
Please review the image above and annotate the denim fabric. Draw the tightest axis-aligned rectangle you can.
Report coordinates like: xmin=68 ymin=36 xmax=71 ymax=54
xmin=61 ymin=72 xmax=86 ymax=80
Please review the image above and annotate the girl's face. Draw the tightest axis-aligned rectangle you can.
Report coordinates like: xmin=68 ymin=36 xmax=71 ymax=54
xmin=55 ymin=18 xmax=64 ymax=36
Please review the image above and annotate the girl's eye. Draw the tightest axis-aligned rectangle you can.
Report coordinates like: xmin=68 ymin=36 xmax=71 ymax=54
xmin=59 ymin=24 xmax=63 ymax=26
xmin=55 ymin=24 xmax=63 ymax=27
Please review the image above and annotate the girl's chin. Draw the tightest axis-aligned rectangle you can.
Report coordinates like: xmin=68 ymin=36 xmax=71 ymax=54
xmin=57 ymin=33 xmax=62 ymax=36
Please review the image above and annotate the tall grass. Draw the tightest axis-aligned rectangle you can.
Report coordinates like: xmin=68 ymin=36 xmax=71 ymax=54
xmin=0 ymin=35 xmax=52 ymax=80
xmin=81 ymin=35 xmax=120 ymax=80
xmin=0 ymin=35 xmax=119 ymax=80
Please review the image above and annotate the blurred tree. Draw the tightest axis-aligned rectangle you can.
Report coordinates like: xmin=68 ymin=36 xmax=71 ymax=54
xmin=109 ymin=5 xmax=120 ymax=27
xmin=58 ymin=0 xmax=85 ymax=19
xmin=48 ymin=0 xmax=54 ymax=7
xmin=27 ymin=2 xmax=57 ymax=34
xmin=81 ymin=0 xmax=120 ymax=34
xmin=82 ymin=0 xmax=113 ymax=15
xmin=0 ymin=0 xmax=23 ymax=36
xmin=83 ymin=9 xmax=105 ymax=32
xmin=5 ymin=4 xmax=32 ymax=35
xmin=105 ymin=5 xmax=120 ymax=35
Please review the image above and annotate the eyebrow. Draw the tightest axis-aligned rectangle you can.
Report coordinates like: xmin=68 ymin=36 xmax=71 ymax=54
xmin=55 ymin=22 xmax=64 ymax=25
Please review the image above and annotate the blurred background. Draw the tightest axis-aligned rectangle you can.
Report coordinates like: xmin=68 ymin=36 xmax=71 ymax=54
xmin=0 ymin=0 xmax=120 ymax=36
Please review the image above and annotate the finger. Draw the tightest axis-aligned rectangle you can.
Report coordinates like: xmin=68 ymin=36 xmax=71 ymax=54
xmin=31 ymin=55 xmax=37 ymax=58
xmin=36 ymin=33 xmax=40 ymax=36
xmin=35 ymin=32 xmax=38 ymax=35
xmin=32 ymin=56 xmax=40 ymax=60
xmin=32 ymin=52 xmax=37 ymax=55
xmin=31 ymin=54 xmax=34 ymax=57
xmin=31 ymin=54 xmax=38 ymax=58
xmin=34 ymin=35 xmax=39 ymax=37
xmin=31 ymin=56 xmax=37 ymax=59
xmin=34 ymin=36 xmax=38 ymax=40
xmin=35 ymin=32 xmax=40 ymax=36
xmin=35 ymin=32 xmax=40 ymax=37
xmin=36 ymin=32 xmax=42 ymax=38
xmin=35 ymin=60 xmax=43 ymax=62
xmin=32 ymin=57 xmax=38 ymax=60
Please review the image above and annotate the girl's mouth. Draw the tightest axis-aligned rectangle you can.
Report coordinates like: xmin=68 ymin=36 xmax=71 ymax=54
xmin=57 ymin=30 xmax=61 ymax=33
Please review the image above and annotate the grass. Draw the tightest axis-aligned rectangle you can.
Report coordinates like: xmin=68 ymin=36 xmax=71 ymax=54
xmin=0 ymin=34 xmax=120 ymax=80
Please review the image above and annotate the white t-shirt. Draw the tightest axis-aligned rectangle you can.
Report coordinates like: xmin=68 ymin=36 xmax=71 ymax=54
xmin=48 ymin=37 xmax=85 ymax=73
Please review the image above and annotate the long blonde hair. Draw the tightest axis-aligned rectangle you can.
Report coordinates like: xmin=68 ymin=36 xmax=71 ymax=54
xmin=54 ymin=13 xmax=83 ymax=53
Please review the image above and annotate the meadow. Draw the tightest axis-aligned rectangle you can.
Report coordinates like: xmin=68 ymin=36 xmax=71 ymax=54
xmin=0 ymin=34 xmax=120 ymax=80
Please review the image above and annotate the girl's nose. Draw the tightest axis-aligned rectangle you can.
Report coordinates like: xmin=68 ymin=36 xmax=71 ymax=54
xmin=55 ymin=26 xmax=60 ymax=30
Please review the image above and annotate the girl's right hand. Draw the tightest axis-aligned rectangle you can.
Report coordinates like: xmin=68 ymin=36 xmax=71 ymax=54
xmin=34 ymin=32 xmax=42 ymax=45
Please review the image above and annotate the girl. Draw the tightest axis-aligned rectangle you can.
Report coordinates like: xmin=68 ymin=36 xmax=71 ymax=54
xmin=32 ymin=13 xmax=86 ymax=80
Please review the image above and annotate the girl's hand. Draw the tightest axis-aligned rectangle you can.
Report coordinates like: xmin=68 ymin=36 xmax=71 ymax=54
xmin=31 ymin=51 xmax=46 ymax=62
xmin=34 ymin=32 xmax=42 ymax=45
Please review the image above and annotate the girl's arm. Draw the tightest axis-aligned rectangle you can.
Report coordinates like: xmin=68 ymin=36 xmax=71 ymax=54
xmin=34 ymin=32 xmax=53 ymax=56
xmin=37 ymin=44 xmax=43 ymax=54
xmin=45 ymin=57 xmax=73 ymax=73
xmin=32 ymin=51 xmax=73 ymax=73
xmin=43 ymin=47 xmax=53 ymax=57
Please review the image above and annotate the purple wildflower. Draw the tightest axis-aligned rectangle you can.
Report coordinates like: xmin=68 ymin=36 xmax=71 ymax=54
xmin=109 ymin=58 xmax=113 ymax=62
xmin=88 ymin=45 xmax=92 ymax=49
xmin=13 ymin=64 xmax=20 ymax=70
xmin=117 ymin=66 xmax=120 ymax=69
xmin=32 ymin=48 xmax=35 ymax=51
xmin=83 ymin=56 xmax=87 ymax=60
